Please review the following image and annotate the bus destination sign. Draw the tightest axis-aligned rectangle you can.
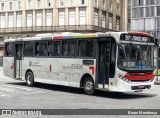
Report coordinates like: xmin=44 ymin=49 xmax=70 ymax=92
xmin=120 ymin=34 xmax=154 ymax=43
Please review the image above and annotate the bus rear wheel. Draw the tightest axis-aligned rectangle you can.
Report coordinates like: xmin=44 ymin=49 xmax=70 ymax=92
xmin=26 ymin=71 xmax=34 ymax=87
xmin=83 ymin=77 xmax=95 ymax=95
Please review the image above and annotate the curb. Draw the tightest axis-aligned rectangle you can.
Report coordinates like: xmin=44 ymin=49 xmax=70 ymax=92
xmin=154 ymin=81 xmax=160 ymax=85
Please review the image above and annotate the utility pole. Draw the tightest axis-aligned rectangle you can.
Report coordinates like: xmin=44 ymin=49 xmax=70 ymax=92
xmin=155 ymin=31 xmax=159 ymax=81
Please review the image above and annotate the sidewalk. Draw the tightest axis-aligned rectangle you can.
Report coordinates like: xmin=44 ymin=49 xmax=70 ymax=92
xmin=154 ymin=76 xmax=160 ymax=85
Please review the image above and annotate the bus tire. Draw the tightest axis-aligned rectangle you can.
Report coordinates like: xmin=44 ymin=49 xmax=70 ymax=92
xmin=26 ymin=71 xmax=34 ymax=87
xmin=83 ymin=77 xmax=95 ymax=95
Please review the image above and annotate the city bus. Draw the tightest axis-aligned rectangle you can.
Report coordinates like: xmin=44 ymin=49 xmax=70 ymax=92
xmin=3 ymin=32 xmax=155 ymax=95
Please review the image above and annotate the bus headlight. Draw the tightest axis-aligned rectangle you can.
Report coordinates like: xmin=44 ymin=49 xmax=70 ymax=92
xmin=118 ymin=74 xmax=131 ymax=83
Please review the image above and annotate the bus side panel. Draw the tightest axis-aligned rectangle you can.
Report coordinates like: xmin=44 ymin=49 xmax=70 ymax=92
xmin=3 ymin=57 xmax=14 ymax=78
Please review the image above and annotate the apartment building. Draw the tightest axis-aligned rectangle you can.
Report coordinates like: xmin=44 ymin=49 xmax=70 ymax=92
xmin=0 ymin=0 xmax=125 ymax=42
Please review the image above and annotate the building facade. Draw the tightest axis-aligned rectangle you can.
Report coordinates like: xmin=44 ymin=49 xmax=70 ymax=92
xmin=0 ymin=0 xmax=126 ymax=40
xmin=131 ymin=0 xmax=160 ymax=38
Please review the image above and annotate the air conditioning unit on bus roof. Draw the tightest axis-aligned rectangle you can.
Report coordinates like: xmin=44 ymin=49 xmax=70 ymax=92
xmin=35 ymin=33 xmax=53 ymax=37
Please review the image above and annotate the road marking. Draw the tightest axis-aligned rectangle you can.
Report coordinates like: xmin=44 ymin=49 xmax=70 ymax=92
xmin=2 ymin=85 xmax=32 ymax=91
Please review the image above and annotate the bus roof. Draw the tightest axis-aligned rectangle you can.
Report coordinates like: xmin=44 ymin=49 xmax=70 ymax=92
xmin=4 ymin=32 xmax=153 ymax=44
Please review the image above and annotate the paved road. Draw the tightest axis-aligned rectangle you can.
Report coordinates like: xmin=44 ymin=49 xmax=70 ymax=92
xmin=0 ymin=67 xmax=160 ymax=117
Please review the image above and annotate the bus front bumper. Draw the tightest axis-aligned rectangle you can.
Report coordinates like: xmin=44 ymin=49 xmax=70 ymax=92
xmin=116 ymin=79 xmax=154 ymax=92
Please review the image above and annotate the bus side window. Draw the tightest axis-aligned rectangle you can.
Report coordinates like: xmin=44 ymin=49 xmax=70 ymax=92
xmin=35 ymin=42 xmax=40 ymax=56
xmin=39 ymin=42 xmax=46 ymax=56
xmin=5 ymin=43 xmax=13 ymax=56
xmin=78 ymin=40 xmax=93 ymax=57
xmin=48 ymin=41 xmax=60 ymax=57
xmin=54 ymin=41 xmax=60 ymax=56
xmin=62 ymin=40 xmax=75 ymax=57
xmin=86 ymin=40 xmax=93 ymax=57
xmin=24 ymin=42 xmax=34 ymax=57
xmin=78 ymin=40 xmax=86 ymax=57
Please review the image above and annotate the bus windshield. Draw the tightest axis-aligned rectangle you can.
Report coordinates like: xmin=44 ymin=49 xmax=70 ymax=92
xmin=117 ymin=44 xmax=154 ymax=71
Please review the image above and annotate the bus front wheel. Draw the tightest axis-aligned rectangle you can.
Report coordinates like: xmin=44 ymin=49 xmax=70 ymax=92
xmin=83 ymin=77 xmax=95 ymax=95
xmin=26 ymin=71 xmax=34 ymax=87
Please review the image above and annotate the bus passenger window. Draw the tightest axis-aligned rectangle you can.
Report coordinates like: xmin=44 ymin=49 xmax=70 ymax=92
xmin=5 ymin=43 xmax=13 ymax=56
xmin=24 ymin=42 xmax=34 ymax=57
xmin=86 ymin=40 xmax=93 ymax=57
xmin=48 ymin=41 xmax=60 ymax=57
xmin=54 ymin=42 xmax=60 ymax=56
xmin=78 ymin=40 xmax=93 ymax=57
xmin=39 ymin=42 xmax=46 ymax=56
xmin=35 ymin=42 xmax=40 ymax=56
xmin=78 ymin=40 xmax=86 ymax=57
xmin=62 ymin=40 xmax=75 ymax=57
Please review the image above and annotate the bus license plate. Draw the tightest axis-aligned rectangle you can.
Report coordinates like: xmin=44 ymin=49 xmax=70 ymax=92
xmin=138 ymin=85 xmax=145 ymax=89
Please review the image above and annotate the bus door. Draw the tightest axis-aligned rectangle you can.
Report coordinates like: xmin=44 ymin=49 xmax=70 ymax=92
xmin=14 ymin=44 xmax=23 ymax=80
xmin=98 ymin=40 xmax=111 ymax=89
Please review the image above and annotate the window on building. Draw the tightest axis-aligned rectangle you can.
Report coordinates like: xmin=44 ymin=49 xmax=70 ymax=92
xmin=28 ymin=0 xmax=32 ymax=9
xmin=139 ymin=7 xmax=144 ymax=17
xmin=1 ymin=3 xmax=4 ymax=11
xmin=145 ymin=0 xmax=151 ymax=5
xmin=139 ymin=0 xmax=144 ymax=6
xmin=109 ymin=1 xmax=112 ymax=12
xmin=157 ymin=6 xmax=160 ymax=16
xmin=9 ymin=2 xmax=13 ymax=10
xmin=46 ymin=11 xmax=52 ymax=26
xmin=16 ymin=13 xmax=22 ymax=27
xmin=59 ymin=0 xmax=64 ymax=7
xmin=26 ymin=12 xmax=32 ymax=27
xmin=37 ymin=0 xmax=41 ymax=8
xmin=94 ymin=0 xmax=98 ymax=7
xmin=109 ymin=14 xmax=113 ymax=30
xmin=69 ymin=0 xmax=74 ymax=6
xmin=59 ymin=10 xmax=65 ymax=25
xmin=62 ymin=40 xmax=76 ymax=57
xmin=145 ymin=7 xmax=155 ymax=17
xmin=47 ymin=0 xmax=51 ymax=7
xmin=116 ymin=17 xmax=120 ymax=31
xmin=0 ymin=14 xmax=5 ymax=28
xmin=103 ymin=0 xmax=106 ymax=10
xmin=17 ymin=1 xmax=21 ymax=10
xmin=78 ymin=40 xmax=93 ymax=57
xmin=8 ymin=14 xmax=14 ymax=28
xmin=48 ymin=41 xmax=60 ymax=57
xmin=81 ymin=0 xmax=85 ymax=5
xmin=79 ymin=8 xmax=86 ymax=25
xmin=94 ymin=10 xmax=98 ymax=26
xmin=69 ymin=9 xmax=75 ymax=25
xmin=157 ymin=18 xmax=160 ymax=30
xmin=36 ymin=12 xmax=42 ymax=26
xmin=24 ymin=42 xmax=34 ymax=57
xmin=102 ymin=12 xmax=106 ymax=28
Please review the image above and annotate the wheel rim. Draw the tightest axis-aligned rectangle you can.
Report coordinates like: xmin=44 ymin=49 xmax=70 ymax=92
xmin=85 ymin=81 xmax=93 ymax=91
xmin=27 ymin=74 xmax=32 ymax=85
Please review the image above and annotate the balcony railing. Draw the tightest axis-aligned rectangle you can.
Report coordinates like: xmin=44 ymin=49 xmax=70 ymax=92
xmin=0 ymin=25 xmax=112 ymax=34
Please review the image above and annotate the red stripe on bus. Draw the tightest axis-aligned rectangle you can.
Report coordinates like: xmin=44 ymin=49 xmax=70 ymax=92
xmin=124 ymin=72 xmax=154 ymax=81
xmin=50 ymin=65 xmax=52 ymax=72
xmin=53 ymin=36 xmax=63 ymax=40
xmin=89 ymin=66 xmax=94 ymax=75
xmin=128 ymin=32 xmax=151 ymax=37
